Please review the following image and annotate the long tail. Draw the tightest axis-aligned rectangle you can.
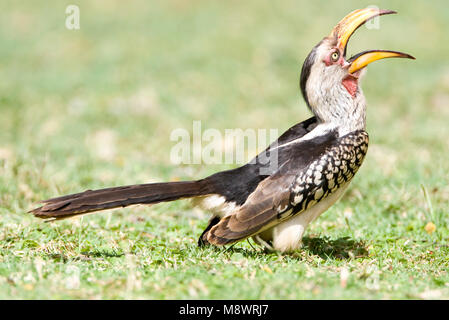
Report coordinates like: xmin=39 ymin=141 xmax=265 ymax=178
xmin=30 ymin=180 xmax=213 ymax=220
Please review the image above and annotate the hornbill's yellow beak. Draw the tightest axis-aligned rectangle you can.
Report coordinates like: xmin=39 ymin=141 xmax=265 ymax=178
xmin=330 ymin=8 xmax=415 ymax=74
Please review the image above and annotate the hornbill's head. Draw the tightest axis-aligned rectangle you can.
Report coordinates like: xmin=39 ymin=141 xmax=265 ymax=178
xmin=300 ymin=8 xmax=414 ymax=131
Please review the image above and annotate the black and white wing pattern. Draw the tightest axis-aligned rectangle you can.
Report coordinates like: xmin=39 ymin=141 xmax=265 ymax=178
xmin=204 ymin=128 xmax=369 ymax=245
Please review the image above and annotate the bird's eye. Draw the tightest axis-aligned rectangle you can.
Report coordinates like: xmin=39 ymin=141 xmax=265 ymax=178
xmin=331 ymin=51 xmax=340 ymax=62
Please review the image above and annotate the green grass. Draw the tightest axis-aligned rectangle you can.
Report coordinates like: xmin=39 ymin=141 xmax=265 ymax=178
xmin=1 ymin=0 xmax=449 ymax=299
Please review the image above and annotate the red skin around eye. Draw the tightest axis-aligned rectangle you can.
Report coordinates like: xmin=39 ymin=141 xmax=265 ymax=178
xmin=323 ymin=54 xmax=333 ymax=66
xmin=324 ymin=51 xmax=344 ymax=66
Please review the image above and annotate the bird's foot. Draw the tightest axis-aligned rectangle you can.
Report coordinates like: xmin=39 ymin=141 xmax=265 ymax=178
xmin=253 ymin=235 xmax=276 ymax=253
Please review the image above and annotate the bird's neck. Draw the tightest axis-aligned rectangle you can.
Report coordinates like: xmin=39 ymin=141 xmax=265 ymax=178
xmin=311 ymin=90 xmax=367 ymax=137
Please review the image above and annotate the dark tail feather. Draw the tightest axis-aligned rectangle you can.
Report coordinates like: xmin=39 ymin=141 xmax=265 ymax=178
xmin=30 ymin=180 xmax=213 ymax=220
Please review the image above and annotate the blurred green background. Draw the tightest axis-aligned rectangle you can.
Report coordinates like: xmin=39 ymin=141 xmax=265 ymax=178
xmin=0 ymin=0 xmax=448 ymax=299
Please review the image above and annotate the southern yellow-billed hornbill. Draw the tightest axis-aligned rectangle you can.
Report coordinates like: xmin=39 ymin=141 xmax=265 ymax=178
xmin=30 ymin=8 xmax=414 ymax=252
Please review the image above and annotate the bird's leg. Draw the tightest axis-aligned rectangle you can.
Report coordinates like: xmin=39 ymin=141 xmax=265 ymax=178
xmin=253 ymin=235 xmax=275 ymax=252
xmin=246 ymin=238 xmax=257 ymax=251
